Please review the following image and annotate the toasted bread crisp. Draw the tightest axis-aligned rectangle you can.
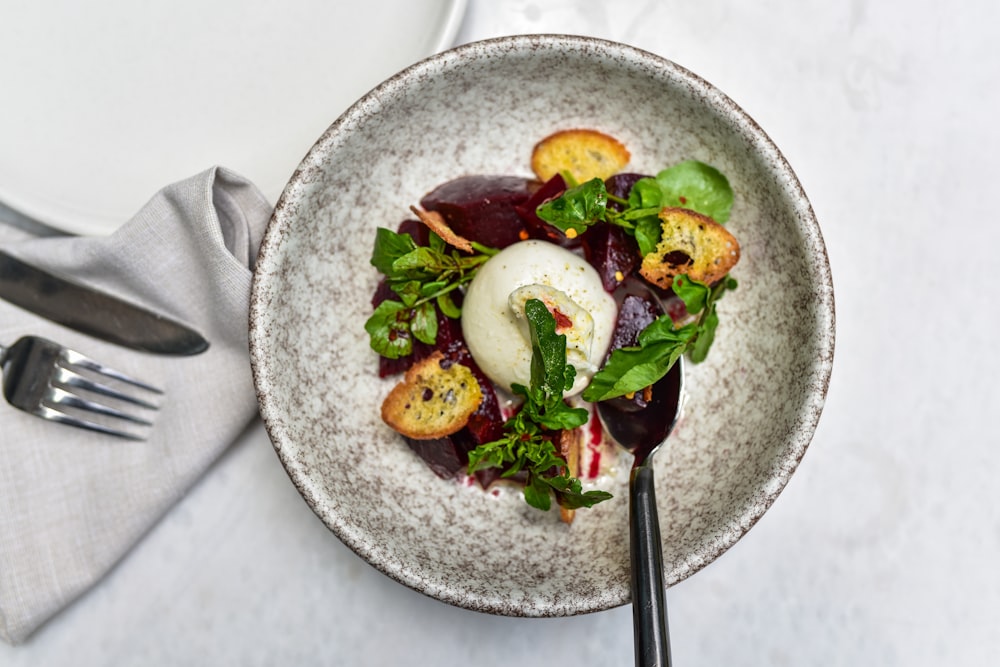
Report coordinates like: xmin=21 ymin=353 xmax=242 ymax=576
xmin=639 ymin=207 xmax=740 ymax=290
xmin=381 ymin=352 xmax=483 ymax=440
xmin=531 ymin=129 xmax=631 ymax=183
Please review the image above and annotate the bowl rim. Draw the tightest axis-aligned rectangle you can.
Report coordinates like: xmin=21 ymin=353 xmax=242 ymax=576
xmin=249 ymin=33 xmax=836 ymax=616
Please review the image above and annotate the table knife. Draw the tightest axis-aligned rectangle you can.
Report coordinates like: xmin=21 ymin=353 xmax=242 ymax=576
xmin=0 ymin=250 xmax=209 ymax=355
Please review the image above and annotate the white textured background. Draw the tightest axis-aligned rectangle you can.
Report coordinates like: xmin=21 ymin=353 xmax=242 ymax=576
xmin=2 ymin=0 xmax=998 ymax=664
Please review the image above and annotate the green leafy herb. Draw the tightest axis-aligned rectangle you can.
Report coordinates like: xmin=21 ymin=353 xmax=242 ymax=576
xmin=534 ymin=178 xmax=608 ymax=237
xmin=535 ymin=160 xmax=733 ymax=257
xmin=366 ymin=228 xmax=497 ymax=359
xmin=650 ymin=160 xmax=734 ymax=223
xmin=467 ymin=299 xmax=612 ymax=512
xmin=581 ymin=274 xmax=738 ymax=402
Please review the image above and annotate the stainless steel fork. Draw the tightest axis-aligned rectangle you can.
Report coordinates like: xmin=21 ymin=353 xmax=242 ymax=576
xmin=1 ymin=335 xmax=162 ymax=440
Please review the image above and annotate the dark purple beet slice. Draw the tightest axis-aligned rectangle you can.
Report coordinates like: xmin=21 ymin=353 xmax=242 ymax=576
xmin=600 ymin=281 xmax=664 ymax=411
xmin=420 ymin=175 xmax=534 ymax=249
xmin=403 ymin=436 xmax=466 ymax=479
xmin=609 ymin=292 xmax=661 ymax=351
xmin=396 ymin=217 xmax=430 ymax=246
xmin=581 ymin=223 xmax=640 ymax=293
xmin=578 ymin=172 xmax=650 ymax=292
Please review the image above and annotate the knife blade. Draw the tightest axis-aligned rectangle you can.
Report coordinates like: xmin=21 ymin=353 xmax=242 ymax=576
xmin=0 ymin=250 xmax=209 ymax=356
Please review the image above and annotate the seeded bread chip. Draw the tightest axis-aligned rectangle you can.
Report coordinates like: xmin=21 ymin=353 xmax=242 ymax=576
xmin=639 ymin=207 xmax=740 ymax=290
xmin=531 ymin=129 xmax=631 ymax=183
xmin=381 ymin=352 xmax=484 ymax=440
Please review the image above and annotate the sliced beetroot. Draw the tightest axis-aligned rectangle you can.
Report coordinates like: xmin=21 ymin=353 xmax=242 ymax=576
xmin=582 ymin=223 xmax=640 ymax=293
xmin=577 ymin=174 xmax=650 ymax=292
xmin=396 ymin=217 xmax=430 ymax=246
xmin=609 ymin=291 xmax=661 ymax=351
xmin=404 ymin=436 xmax=466 ymax=479
xmin=420 ymin=175 xmax=534 ymax=249
xmin=600 ymin=281 xmax=664 ymax=411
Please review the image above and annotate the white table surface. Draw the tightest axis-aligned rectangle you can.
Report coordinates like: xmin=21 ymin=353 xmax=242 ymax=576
xmin=2 ymin=0 xmax=998 ymax=664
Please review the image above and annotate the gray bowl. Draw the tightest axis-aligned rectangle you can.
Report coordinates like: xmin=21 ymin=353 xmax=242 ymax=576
xmin=249 ymin=34 xmax=835 ymax=616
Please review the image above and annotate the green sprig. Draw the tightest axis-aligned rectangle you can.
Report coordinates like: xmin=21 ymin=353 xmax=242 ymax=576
xmin=365 ymin=227 xmax=497 ymax=359
xmin=467 ymin=299 xmax=612 ymax=513
xmin=581 ymin=274 xmax=738 ymax=402
xmin=534 ymin=160 xmax=734 ymax=257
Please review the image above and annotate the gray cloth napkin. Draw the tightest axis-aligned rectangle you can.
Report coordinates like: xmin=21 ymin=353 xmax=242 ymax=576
xmin=0 ymin=167 xmax=271 ymax=644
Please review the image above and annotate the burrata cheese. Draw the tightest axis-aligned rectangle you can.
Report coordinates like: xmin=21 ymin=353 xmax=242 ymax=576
xmin=461 ymin=240 xmax=616 ymax=397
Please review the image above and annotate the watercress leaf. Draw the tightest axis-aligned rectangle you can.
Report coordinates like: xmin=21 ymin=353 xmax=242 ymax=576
xmin=410 ymin=301 xmax=438 ymax=345
xmin=689 ymin=304 xmax=719 ymax=363
xmin=371 ymin=228 xmax=417 ymax=275
xmin=634 ymin=215 xmax=663 ymax=257
xmin=364 ymin=300 xmax=413 ymax=359
xmin=544 ymin=474 xmax=580 ymax=494
xmin=654 ymin=160 xmax=734 ymax=223
xmin=391 ymin=280 xmax=422 ymax=307
xmin=581 ymin=341 xmax=682 ymax=402
xmin=419 ymin=280 xmax=448 ymax=298
xmin=523 ymin=299 xmax=574 ymax=402
xmin=558 ymin=486 xmax=615 ymax=510
xmin=436 ymin=291 xmax=461 ymax=318
xmin=671 ymin=274 xmax=710 ymax=314
xmin=533 ymin=401 xmax=589 ymax=431
xmin=535 ymin=178 xmax=608 ymax=235
xmin=542 ymin=475 xmax=614 ymax=509
xmin=562 ymin=363 xmax=577 ymax=394
xmin=637 ymin=316 xmax=698 ymax=347
xmin=392 ymin=247 xmax=440 ymax=274
xmin=523 ymin=472 xmax=553 ymax=511
xmin=467 ymin=438 xmax=510 ymax=473
xmin=428 ymin=230 xmax=447 ymax=253
xmin=525 ymin=438 xmax=564 ymax=471
xmin=627 ymin=178 xmax=663 ymax=209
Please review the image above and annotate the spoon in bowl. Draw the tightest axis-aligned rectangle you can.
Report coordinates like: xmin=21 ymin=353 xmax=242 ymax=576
xmin=597 ymin=358 xmax=684 ymax=667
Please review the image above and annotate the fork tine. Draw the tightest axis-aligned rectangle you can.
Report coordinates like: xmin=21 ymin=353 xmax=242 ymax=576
xmin=51 ymin=366 xmax=160 ymax=409
xmin=60 ymin=348 xmax=164 ymax=394
xmin=31 ymin=404 xmax=146 ymax=441
xmin=46 ymin=386 xmax=154 ymax=425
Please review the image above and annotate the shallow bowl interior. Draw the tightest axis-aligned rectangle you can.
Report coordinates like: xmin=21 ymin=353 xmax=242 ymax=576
xmin=249 ymin=34 xmax=834 ymax=616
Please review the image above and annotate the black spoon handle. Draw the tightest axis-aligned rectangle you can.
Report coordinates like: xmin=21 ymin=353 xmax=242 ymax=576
xmin=630 ymin=464 xmax=672 ymax=667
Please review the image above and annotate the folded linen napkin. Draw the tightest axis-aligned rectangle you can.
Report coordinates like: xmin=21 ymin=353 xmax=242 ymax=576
xmin=0 ymin=167 xmax=272 ymax=644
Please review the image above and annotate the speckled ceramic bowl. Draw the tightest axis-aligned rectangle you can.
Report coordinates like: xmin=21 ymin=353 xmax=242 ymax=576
xmin=249 ymin=34 xmax=834 ymax=616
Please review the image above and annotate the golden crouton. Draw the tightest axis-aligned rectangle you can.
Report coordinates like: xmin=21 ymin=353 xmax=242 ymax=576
xmin=381 ymin=352 xmax=483 ymax=440
xmin=531 ymin=129 xmax=631 ymax=184
xmin=639 ymin=207 xmax=740 ymax=290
